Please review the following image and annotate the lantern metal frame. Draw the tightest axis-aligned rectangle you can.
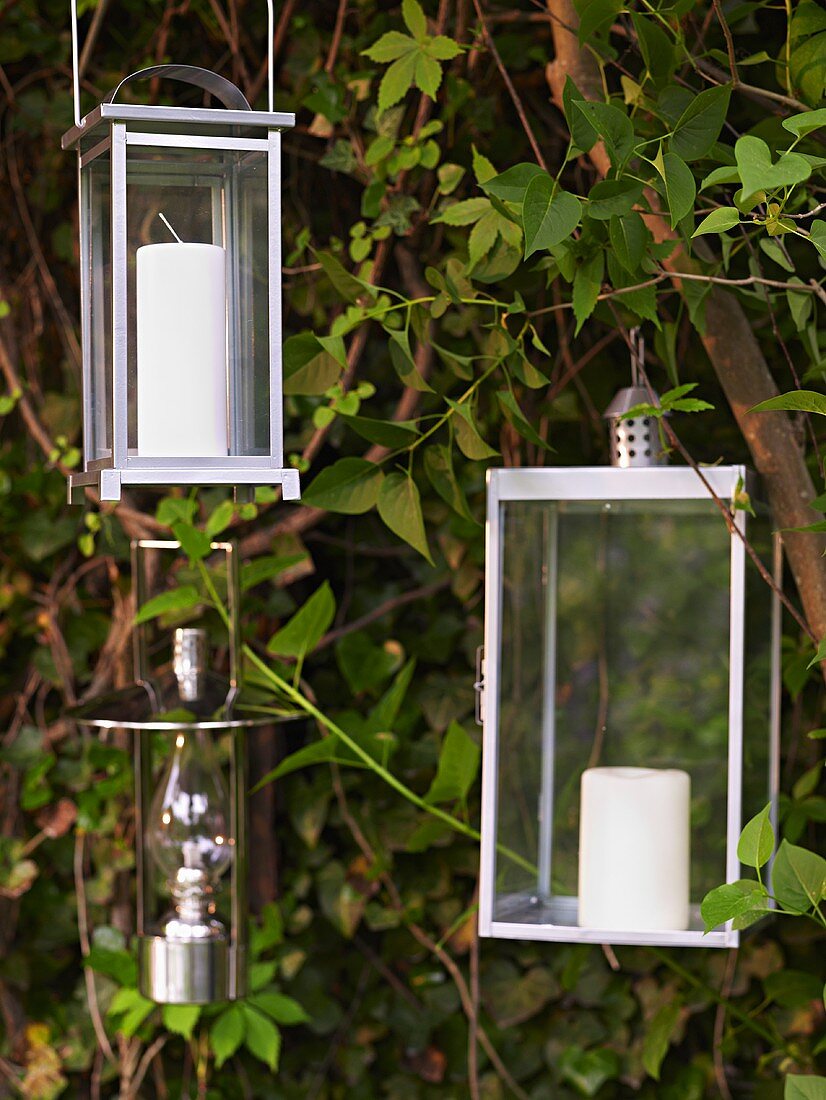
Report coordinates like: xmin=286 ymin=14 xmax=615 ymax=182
xmin=72 ymin=539 xmax=297 ymax=1003
xmin=63 ymin=1 xmax=299 ymax=504
xmin=477 ymin=464 xmax=782 ymax=949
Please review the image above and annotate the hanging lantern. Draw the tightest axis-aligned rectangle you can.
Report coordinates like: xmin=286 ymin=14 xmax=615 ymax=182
xmin=476 ymin=366 xmax=781 ymax=948
xmin=64 ymin=0 xmax=299 ymax=504
xmin=72 ymin=540 xmax=295 ymax=1003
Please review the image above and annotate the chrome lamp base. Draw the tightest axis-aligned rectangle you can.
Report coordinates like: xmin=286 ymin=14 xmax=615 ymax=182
xmin=138 ymin=936 xmax=246 ymax=1004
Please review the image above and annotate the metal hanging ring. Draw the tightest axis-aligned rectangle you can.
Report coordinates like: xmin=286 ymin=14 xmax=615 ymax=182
xmin=69 ymin=0 xmax=274 ymax=127
xmin=103 ymin=64 xmax=253 ymax=112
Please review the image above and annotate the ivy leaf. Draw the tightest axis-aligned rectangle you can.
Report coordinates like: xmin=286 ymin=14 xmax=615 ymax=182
xmin=133 ymin=585 xmax=202 ymax=626
xmin=734 ymin=136 xmax=812 ymax=203
xmin=670 ymin=84 xmax=731 ymax=161
xmin=423 ymin=444 xmax=477 ymax=523
xmin=572 ymin=251 xmax=605 ymax=335
xmin=522 ymin=175 xmax=582 ymax=258
xmin=424 ymin=720 xmax=480 ymax=804
xmin=162 ymin=1004 xmax=201 ymax=1040
xmin=642 ymin=1001 xmax=681 ymax=1081
xmin=267 ymin=582 xmax=336 ymax=658
xmin=700 ymin=879 xmax=769 ymax=932
xmin=609 ymin=212 xmax=648 ymax=273
xmin=211 ymin=1004 xmax=245 ymax=1068
xmin=737 ymin=803 xmax=775 ymax=870
xmin=573 ymin=100 xmax=635 ymax=164
xmin=751 ymin=390 xmax=826 ymax=416
xmin=302 ymin=457 xmax=384 ymax=514
xmin=447 ymin=399 xmax=499 ymax=460
xmin=377 ymin=472 xmax=433 ymax=563
xmin=771 ymin=839 xmax=826 ymax=913
xmin=692 ymin=207 xmax=740 ymax=237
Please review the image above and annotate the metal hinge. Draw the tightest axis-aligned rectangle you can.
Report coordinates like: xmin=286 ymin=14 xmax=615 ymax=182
xmin=473 ymin=645 xmax=485 ymax=726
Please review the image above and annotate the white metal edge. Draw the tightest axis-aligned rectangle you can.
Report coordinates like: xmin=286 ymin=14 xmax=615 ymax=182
xmin=726 ymin=509 xmax=747 ymax=913
xmin=78 ymin=157 xmax=92 ymax=469
xmin=767 ymin=533 xmax=783 ymax=900
xmin=488 ymin=921 xmax=734 ymax=948
xmin=124 ymin=132 xmax=269 ymax=151
xmin=478 ymin=473 xmax=502 ymax=936
xmin=267 ymin=130 xmax=285 ymax=472
xmin=111 ymin=124 xmax=128 ymax=469
xmin=488 ymin=465 xmax=748 ymax=501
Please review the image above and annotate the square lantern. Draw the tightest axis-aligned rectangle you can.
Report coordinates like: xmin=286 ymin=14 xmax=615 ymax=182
xmin=62 ymin=58 xmax=299 ymax=503
xmin=477 ymin=465 xmax=781 ymax=948
xmin=72 ymin=539 xmax=298 ymax=1002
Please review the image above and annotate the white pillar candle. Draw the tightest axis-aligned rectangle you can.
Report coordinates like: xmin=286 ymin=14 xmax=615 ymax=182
xmin=136 ymin=242 xmax=228 ymax=457
xmin=578 ymin=767 xmax=690 ymax=932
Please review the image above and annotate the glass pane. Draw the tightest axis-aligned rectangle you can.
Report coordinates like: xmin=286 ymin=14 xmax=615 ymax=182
xmin=83 ymin=151 xmax=112 ymax=462
xmin=495 ymin=497 xmax=734 ymax=934
xmin=743 ymin=513 xmax=775 ymax=836
xmin=124 ymin=145 xmax=270 ymax=459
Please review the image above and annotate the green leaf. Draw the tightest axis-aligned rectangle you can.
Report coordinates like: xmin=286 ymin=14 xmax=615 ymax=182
xmin=808 ymin=220 xmax=826 ymax=259
xmin=267 ymin=582 xmax=335 ymax=659
xmin=402 ymin=0 xmax=427 ymax=39
xmin=240 ymin=553 xmax=306 ymax=592
xmin=424 ymin=720 xmax=481 ymax=804
xmin=363 ymin=30 xmax=416 ymax=63
xmin=573 ymin=100 xmax=635 ymax=164
xmin=522 ymin=176 xmax=582 ymax=259
xmin=341 ymin=414 xmax=419 ymax=449
xmin=85 ymin=946 xmax=137 ymax=987
xmin=423 ymin=444 xmax=477 ymax=523
xmin=156 ymin=497 xmax=198 ymax=527
xmin=771 ymin=839 xmax=826 ymax=913
xmin=577 ymin=0 xmax=621 ymax=41
xmin=765 ymin=970 xmax=824 ymax=1009
xmin=700 ymin=879 xmax=769 ymax=931
xmin=109 ymin=988 xmax=155 ymax=1037
xmin=642 ymin=1001 xmax=681 ymax=1081
xmin=433 ymin=197 xmax=490 ymax=225
xmin=670 ymin=84 xmax=731 ymax=161
xmin=787 ymin=278 xmax=813 ymax=333
xmin=162 ymin=1004 xmax=200 ymax=1040
xmin=379 ymin=50 xmax=419 ymax=112
xmin=134 ymin=585 xmax=202 ymax=626
xmin=656 ymin=149 xmax=696 ymax=228
xmin=692 ymin=206 xmax=740 ymax=237
xmin=496 ymin=390 xmax=552 ymax=450
xmin=211 ymin=1004 xmax=245 ymax=1068
xmin=302 ymin=458 xmax=384 ymax=514
xmin=427 ymin=35 xmax=462 ymax=61
xmin=377 ymin=472 xmax=433 ymax=563
xmin=482 ymin=163 xmax=546 ymax=204
xmin=586 ymin=178 xmax=643 ymax=220
xmin=734 ymin=136 xmax=811 ymax=203
xmin=314 ymin=251 xmax=369 ymax=304
xmin=751 ymin=390 xmax=826 ymax=416
xmin=782 ymin=108 xmax=826 ymax=138
xmin=737 ymin=803 xmax=774 ymax=870
xmin=447 ymin=399 xmax=499 ymax=460
xmin=573 ymin=250 xmax=605 ymax=335
xmin=171 ymin=522 xmax=211 ymax=564
xmin=471 ymin=145 xmax=496 ymax=185
xmin=785 ymin=1075 xmax=826 ymax=1100
xmin=388 ymin=329 xmax=433 ymax=392
xmin=609 ymin=212 xmax=648 ymax=273
xmin=632 ymin=13 xmax=676 ymax=84
xmin=283 ymin=331 xmax=342 ymax=395
xmin=247 ymin=992 xmax=310 ymax=1026
xmin=559 ymin=1046 xmax=620 ymax=1097
xmin=414 ymin=51 xmax=442 ymax=98
xmin=468 ymin=209 xmax=501 ymax=268
xmin=253 ymin=738 xmax=343 ymax=789
xmin=205 ymin=499 xmax=234 ymax=538
xmin=562 ymin=77 xmax=597 ymax=152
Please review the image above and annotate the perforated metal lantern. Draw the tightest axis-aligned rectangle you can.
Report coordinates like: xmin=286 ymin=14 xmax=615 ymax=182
xmin=64 ymin=0 xmax=299 ymax=504
xmin=476 ymin=464 xmax=781 ymax=948
xmin=72 ymin=540 xmax=298 ymax=1004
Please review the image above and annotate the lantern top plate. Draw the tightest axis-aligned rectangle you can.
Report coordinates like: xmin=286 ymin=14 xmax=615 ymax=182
xmin=487 ymin=463 xmax=760 ymax=504
xmin=62 ymin=102 xmax=296 ymax=151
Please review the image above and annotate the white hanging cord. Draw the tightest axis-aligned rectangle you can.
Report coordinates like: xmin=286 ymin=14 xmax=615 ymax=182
xmin=629 ymin=327 xmax=644 ymax=388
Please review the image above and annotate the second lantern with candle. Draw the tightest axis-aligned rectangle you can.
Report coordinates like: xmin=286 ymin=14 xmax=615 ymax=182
xmin=476 ymin=436 xmax=781 ymax=947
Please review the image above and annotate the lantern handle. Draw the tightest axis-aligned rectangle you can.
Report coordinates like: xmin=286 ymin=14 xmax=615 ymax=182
xmin=103 ymin=65 xmax=253 ymax=112
xmin=69 ymin=0 xmax=275 ymax=127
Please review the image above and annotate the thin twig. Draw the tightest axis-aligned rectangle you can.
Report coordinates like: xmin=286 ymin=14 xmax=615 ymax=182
xmin=74 ymin=832 xmax=117 ymax=1063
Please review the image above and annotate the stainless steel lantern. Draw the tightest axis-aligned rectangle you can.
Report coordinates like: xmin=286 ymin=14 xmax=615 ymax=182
xmin=477 ymin=463 xmax=781 ymax=948
xmin=72 ymin=540 xmax=291 ymax=1003
xmin=64 ymin=1 xmax=299 ymax=504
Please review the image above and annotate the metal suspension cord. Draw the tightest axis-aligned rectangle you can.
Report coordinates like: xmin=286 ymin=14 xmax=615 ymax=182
xmin=69 ymin=0 xmax=275 ymax=127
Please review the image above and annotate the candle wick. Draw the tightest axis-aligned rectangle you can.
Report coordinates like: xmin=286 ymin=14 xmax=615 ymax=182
xmin=158 ymin=212 xmax=184 ymax=244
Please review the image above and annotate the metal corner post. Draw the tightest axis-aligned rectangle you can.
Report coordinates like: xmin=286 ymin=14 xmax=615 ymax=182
xmin=478 ymin=472 xmax=502 ymax=936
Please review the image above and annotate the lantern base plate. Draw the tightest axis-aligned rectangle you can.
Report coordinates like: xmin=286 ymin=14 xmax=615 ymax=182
xmin=138 ymin=935 xmax=246 ymax=1004
xmin=68 ymin=466 xmax=300 ymax=505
